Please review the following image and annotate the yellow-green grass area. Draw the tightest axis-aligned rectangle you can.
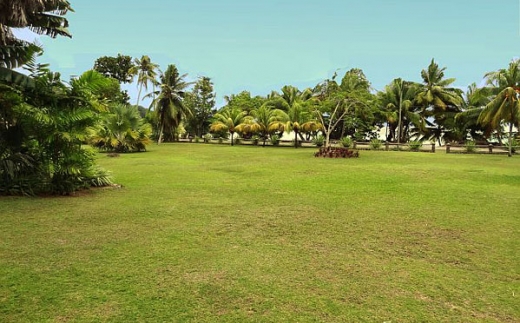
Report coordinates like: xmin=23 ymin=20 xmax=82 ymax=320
xmin=1 ymin=144 xmax=519 ymax=322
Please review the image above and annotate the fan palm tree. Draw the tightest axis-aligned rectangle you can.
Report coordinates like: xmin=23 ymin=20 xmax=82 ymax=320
xmin=88 ymin=104 xmax=152 ymax=152
xmin=210 ymin=108 xmax=250 ymax=146
xmin=479 ymin=60 xmax=520 ymax=157
xmin=415 ymin=59 xmax=463 ymax=145
xmin=0 ymin=0 xmax=73 ymax=69
xmin=147 ymin=64 xmax=191 ymax=144
xmin=129 ymin=55 xmax=160 ymax=106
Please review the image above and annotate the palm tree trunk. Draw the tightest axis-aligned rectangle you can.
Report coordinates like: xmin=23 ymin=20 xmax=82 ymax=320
xmin=294 ymin=131 xmax=298 ymax=148
xmin=508 ymin=122 xmax=513 ymax=157
xmin=136 ymin=83 xmax=143 ymax=107
xmin=157 ymin=121 xmax=163 ymax=145
xmin=230 ymin=132 xmax=234 ymax=146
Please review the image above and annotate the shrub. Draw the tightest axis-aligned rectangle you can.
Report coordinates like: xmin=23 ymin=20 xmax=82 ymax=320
xmin=252 ymin=135 xmax=260 ymax=146
xmin=369 ymin=139 xmax=382 ymax=150
xmin=408 ymin=141 xmax=422 ymax=151
xmin=194 ymin=136 xmax=201 ymax=143
xmin=512 ymin=138 xmax=518 ymax=153
xmin=464 ymin=140 xmax=477 ymax=153
xmin=270 ymin=135 xmax=280 ymax=146
xmin=312 ymin=135 xmax=325 ymax=147
xmin=88 ymin=104 xmax=152 ymax=153
xmin=234 ymin=137 xmax=242 ymax=145
xmin=203 ymin=133 xmax=212 ymax=143
xmin=339 ymin=137 xmax=352 ymax=148
xmin=314 ymin=147 xmax=359 ymax=158
xmin=218 ymin=137 xmax=224 ymax=144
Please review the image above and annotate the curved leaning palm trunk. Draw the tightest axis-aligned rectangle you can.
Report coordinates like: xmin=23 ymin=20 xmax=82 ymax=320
xmin=129 ymin=55 xmax=159 ymax=107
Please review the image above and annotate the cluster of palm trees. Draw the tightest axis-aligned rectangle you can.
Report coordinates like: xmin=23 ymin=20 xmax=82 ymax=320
xmin=210 ymin=86 xmax=327 ymax=148
xmin=209 ymin=69 xmax=378 ymax=149
xmin=126 ymin=56 xmax=193 ymax=144
xmin=205 ymin=60 xmax=519 ymax=157
xmin=380 ymin=59 xmax=520 ymax=157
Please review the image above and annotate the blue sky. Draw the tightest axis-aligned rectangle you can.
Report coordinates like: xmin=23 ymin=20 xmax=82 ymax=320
xmin=36 ymin=0 xmax=520 ymax=107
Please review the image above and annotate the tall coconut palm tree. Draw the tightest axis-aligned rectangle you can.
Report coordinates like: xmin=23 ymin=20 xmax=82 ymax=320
xmin=380 ymin=78 xmax=423 ymax=143
xmin=267 ymin=85 xmax=313 ymax=112
xmin=454 ymin=84 xmax=492 ymax=143
xmin=129 ymin=55 xmax=159 ymax=106
xmin=210 ymin=108 xmax=250 ymax=146
xmin=0 ymin=0 xmax=73 ymax=69
xmin=415 ymin=59 xmax=463 ymax=145
xmin=147 ymin=64 xmax=191 ymax=144
xmin=479 ymin=60 xmax=520 ymax=157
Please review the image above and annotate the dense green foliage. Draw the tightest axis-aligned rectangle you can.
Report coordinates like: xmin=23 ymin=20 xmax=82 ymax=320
xmin=93 ymin=54 xmax=135 ymax=84
xmin=184 ymin=76 xmax=216 ymax=137
xmin=0 ymin=67 xmax=112 ymax=195
xmin=88 ymin=104 xmax=152 ymax=153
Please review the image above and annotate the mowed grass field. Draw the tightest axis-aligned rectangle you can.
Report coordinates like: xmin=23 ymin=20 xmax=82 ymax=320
xmin=1 ymin=143 xmax=519 ymax=322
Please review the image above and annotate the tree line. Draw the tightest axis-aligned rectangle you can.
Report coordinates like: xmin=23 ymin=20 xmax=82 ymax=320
xmin=91 ymin=52 xmax=520 ymax=158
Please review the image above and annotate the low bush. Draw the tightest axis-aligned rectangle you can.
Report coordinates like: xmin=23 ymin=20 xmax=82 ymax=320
xmin=339 ymin=137 xmax=352 ymax=148
xmin=270 ymin=135 xmax=280 ymax=146
xmin=252 ymin=135 xmax=260 ymax=146
xmin=313 ymin=135 xmax=325 ymax=147
xmin=314 ymin=147 xmax=359 ymax=158
xmin=408 ymin=141 xmax=422 ymax=151
xmin=370 ymin=139 xmax=382 ymax=150
xmin=464 ymin=140 xmax=477 ymax=153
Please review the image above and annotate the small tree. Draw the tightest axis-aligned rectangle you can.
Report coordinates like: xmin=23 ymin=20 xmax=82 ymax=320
xmin=210 ymin=108 xmax=250 ymax=146
xmin=93 ymin=54 xmax=135 ymax=84
xmin=185 ymin=76 xmax=216 ymax=137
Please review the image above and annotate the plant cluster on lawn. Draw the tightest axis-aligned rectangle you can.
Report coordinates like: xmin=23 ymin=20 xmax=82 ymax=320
xmin=314 ymin=146 xmax=359 ymax=158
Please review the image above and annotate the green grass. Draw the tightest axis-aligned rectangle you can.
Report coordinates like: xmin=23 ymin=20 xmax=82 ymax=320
xmin=1 ymin=144 xmax=519 ymax=322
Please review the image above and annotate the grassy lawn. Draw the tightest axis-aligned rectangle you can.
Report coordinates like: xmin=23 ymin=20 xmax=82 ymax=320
xmin=1 ymin=143 xmax=519 ymax=322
